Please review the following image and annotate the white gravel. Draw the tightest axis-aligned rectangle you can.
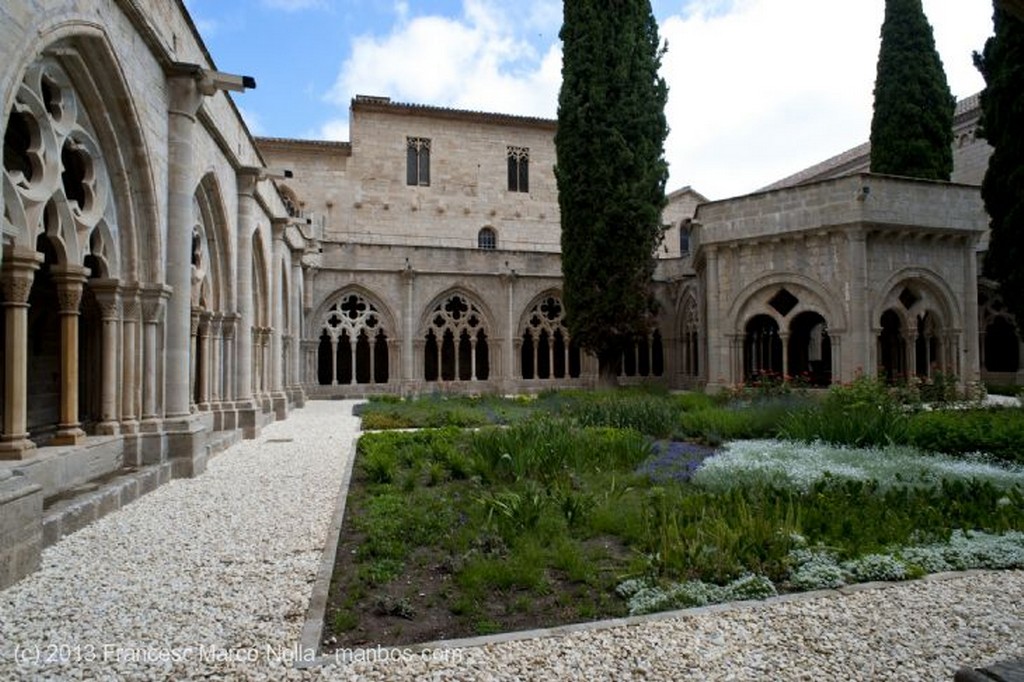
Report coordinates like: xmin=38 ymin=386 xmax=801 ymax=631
xmin=1 ymin=400 xmax=1023 ymax=681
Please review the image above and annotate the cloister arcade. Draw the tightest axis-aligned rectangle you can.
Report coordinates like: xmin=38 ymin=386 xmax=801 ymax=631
xmin=875 ymin=276 xmax=961 ymax=383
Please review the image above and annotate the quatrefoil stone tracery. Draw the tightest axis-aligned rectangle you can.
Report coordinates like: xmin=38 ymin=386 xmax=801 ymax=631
xmin=429 ymin=295 xmax=484 ymax=336
xmin=525 ymin=296 xmax=569 ymax=337
xmin=322 ymin=294 xmax=383 ymax=340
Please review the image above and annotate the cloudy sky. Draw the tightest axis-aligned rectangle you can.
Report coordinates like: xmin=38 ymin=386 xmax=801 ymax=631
xmin=185 ymin=0 xmax=995 ymax=200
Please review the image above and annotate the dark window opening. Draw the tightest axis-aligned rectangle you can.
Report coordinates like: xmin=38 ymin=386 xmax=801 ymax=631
xmin=769 ymin=288 xmax=799 ymax=317
xmin=4 ymin=110 xmax=35 ymax=182
xmin=478 ymin=227 xmax=496 ymax=250
xmin=507 ymin=146 xmax=529 ymax=192
xmin=61 ymin=140 xmax=89 ymax=208
xmin=406 ymin=137 xmax=431 ymax=186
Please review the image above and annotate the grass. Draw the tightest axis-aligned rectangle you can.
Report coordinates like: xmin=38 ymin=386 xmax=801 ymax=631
xmin=322 ymin=385 xmax=1024 ymax=649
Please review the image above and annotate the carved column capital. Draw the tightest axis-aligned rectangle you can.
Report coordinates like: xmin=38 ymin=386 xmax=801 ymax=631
xmin=209 ymin=312 xmax=224 ymax=337
xmin=0 ymin=246 xmax=43 ymax=305
xmin=140 ymin=284 xmax=171 ymax=324
xmin=121 ymin=286 xmax=141 ymax=320
xmin=221 ymin=312 xmax=239 ymax=340
xmin=51 ymin=265 xmax=90 ymax=314
xmin=90 ymin=279 xmax=122 ymax=321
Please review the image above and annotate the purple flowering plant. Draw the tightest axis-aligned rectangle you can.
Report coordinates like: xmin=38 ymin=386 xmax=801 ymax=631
xmin=636 ymin=440 xmax=719 ymax=484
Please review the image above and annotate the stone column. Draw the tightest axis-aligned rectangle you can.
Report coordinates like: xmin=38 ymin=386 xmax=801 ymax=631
xmin=829 ymin=334 xmax=842 ymax=384
xmin=218 ymin=313 xmax=237 ymax=430
xmin=470 ymin=337 xmax=478 ymax=381
xmin=90 ymin=280 xmax=122 ymax=436
xmin=846 ymin=229 xmax=871 ymax=377
xmin=502 ymin=270 xmax=516 ymax=390
xmin=140 ymin=285 xmax=170 ymax=428
xmin=235 ymin=169 xmax=259 ymax=436
xmin=120 ymin=288 xmax=141 ymax=433
xmin=270 ymin=219 xmax=288 ymax=418
xmin=330 ymin=336 xmax=339 ymax=385
xmin=349 ymin=335 xmax=357 ymax=386
xmin=962 ymin=238 xmax=981 ymax=383
xmin=401 ymin=265 xmax=415 ymax=392
xmin=0 ymin=247 xmax=42 ymax=458
xmin=209 ymin=313 xmax=223 ymax=405
xmin=189 ymin=309 xmax=200 ymax=410
xmin=413 ymin=339 xmax=425 ymax=385
xmin=290 ymin=255 xmax=305 ymax=406
xmin=367 ymin=335 xmax=375 ymax=384
xmin=51 ymin=266 xmax=89 ymax=446
xmin=197 ymin=310 xmax=212 ymax=411
xmin=703 ymin=246 xmax=724 ymax=388
xmin=262 ymin=327 xmax=270 ymax=397
xmin=779 ymin=332 xmax=790 ymax=379
xmin=165 ymin=73 xmax=205 ymax=421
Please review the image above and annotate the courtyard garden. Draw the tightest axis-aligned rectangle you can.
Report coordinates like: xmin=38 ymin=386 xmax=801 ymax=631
xmin=322 ymin=379 xmax=1024 ymax=649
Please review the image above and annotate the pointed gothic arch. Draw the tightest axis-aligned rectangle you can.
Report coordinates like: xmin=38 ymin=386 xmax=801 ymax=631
xmin=419 ymin=289 xmax=492 ymax=382
xmin=518 ymin=291 xmax=581 ymax=380
xmin=314 ymin=288 xmax=395 ymax=387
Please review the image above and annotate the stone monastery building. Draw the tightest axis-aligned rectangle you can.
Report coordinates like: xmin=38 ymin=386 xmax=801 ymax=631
xmin=1 ymin=0 xmax=1021 ymax=587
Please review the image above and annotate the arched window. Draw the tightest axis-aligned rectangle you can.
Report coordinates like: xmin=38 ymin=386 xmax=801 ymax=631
xmin=316 ymin=293 xmax=390 ymax=386
xmin=788 ymin=311 xmax=831 ymax=386
xmin=620 ymin=331 xmax=664 ymax=378
xmin=521 ymin=295 xmax=581 ymax=380
xmin=878 ymin=309 xmax=906 ymax=383
xmin=679 ymin=219 xmax=691 ymax=255
xmin=478 ymin=227 xmax=497 ymax=250
xmin=424 ymin=294 xmax=489 ymax=381
xmin=744 ymin=315 xmax=783 ymax=381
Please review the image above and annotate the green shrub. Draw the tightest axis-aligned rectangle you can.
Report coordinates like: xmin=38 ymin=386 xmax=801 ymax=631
xmin=677 ymin=400 xmax=799 ymax=444
xmin=906 ymin=408 xmax=1024 ymax=464
xmin=781 ymin=375 xmax=907 ymax=447
xmin=469 ymin=419 xmax=651 ymax=484
xmin=554 ymin=392 xmax=677 ymax=437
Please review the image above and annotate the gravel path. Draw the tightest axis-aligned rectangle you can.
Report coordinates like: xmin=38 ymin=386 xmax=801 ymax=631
xmin=1 ymin=400 xmax=1022 ymax=681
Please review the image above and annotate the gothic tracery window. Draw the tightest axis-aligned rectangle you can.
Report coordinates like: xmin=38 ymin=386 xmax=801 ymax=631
xmin=406 ymin=136 xmax=431 ymax=187
xmin=424 ymin=294 xmax=489 ymax=381
xmin=3 ymin=58 xmax=111 ymax=246
xmin=507 ymin=145 xmax=529 ymax=193
xmin=316 ymin=293 xmax=390 ymax=386
xmin=521 ymin=295 xmax=580 ymax=380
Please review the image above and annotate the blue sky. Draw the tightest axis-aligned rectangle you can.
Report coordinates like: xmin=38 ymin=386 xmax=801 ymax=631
xmin=185 ymin=0 xmax=994 ymax=200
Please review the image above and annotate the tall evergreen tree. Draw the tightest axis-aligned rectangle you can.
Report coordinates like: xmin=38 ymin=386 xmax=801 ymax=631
xmin=555 ymin=0 xmax=669 ymax=384
xmin=975 ymin=6 xmax=1024 ymax=332
xmin=869 ymin=0 xmax=955 ymax=179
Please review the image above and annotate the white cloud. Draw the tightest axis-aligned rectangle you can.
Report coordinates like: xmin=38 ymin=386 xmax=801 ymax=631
xmin=659 ymin=0 xmax=990 ymax=199
xmin=319 ymin=0 xmax=992 ymax=199
xmin=326 ymin=0 xmax=560 ymax=118
xmin=317 ymin=118 xmax=350 ymax=141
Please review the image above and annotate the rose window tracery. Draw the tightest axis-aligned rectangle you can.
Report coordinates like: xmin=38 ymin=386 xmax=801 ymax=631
xmin=3 ymin=57 xmax=114 ymax=266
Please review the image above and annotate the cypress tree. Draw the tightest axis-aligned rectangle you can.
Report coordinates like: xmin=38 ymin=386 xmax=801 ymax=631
xmin=869 ymin=0 xmax=955 ymax=179
xmin=975 ymin=7 xmax=1024 ymax=331
xmin=555 ymin=0 xmax=669 ymax=384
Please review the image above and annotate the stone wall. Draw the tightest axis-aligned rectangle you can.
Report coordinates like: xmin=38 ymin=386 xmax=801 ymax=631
xmin=695 ymin=174 xmax=986 ymax=390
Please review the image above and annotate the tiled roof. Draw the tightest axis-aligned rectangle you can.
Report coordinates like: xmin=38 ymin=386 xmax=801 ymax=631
xmin=256 ymin=137 xmax=352 ymax=150
xmin=351 ymin=95 xmax=558 ymax=129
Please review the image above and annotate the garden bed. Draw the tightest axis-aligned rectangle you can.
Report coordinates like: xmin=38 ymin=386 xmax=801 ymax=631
xmin=321 ymin=388 xmax=1024 ymax=651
